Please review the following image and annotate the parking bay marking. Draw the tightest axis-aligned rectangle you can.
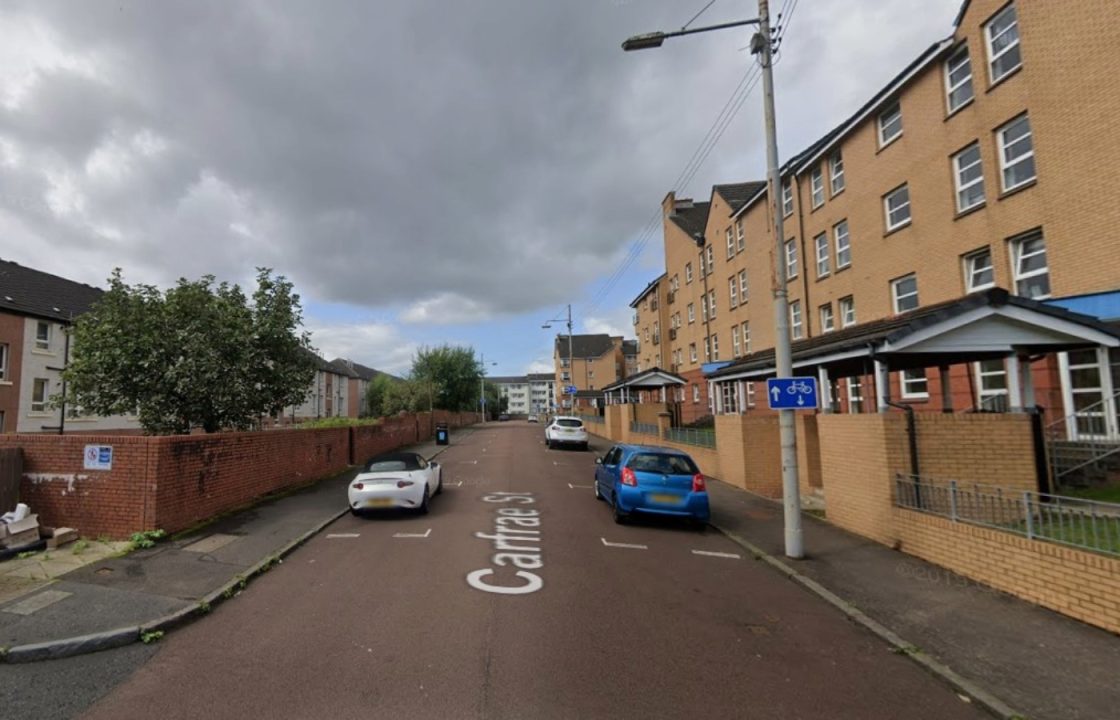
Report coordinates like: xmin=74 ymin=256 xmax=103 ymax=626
xmin=691 ymin=549 xmax=741 ymax=560
xmin=393 ymin=528 xmax=432 ymax=538
xmin=567 ymin=483 xmax=592 ymax=489
xmin=601 ymin=537 xmax=647 ymax=550
xmin=327 ymin=533 xmax=361 ymax=539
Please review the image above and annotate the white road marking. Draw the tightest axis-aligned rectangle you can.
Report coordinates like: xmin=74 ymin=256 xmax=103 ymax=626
xmin=453 ymin=480 xmax=464 ymax=486
xmin=691 ymin=550 xmax=741 ymax=559
xmin=457 ymin=460 xmax=478 ymax=465
xmin=327 ymin=533 xmax=361 ymax=539
xmin=567 ymin=483 xmax=592 ymax=489
xmin=601 ymin=537 xmax=648 ymax=550
xmin=393 ymin=528 xmax=432 ymax=538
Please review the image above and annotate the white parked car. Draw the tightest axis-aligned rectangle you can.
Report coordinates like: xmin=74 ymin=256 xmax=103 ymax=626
xmin=348 ymin=452 xmax=442 ymax=515
xmin=545 ymin=416 xmax=589 ymax=450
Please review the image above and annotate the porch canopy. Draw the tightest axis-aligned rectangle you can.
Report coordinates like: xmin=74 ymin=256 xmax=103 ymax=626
xmin=707 ymin=288 xmax=1120 ymax=413
xmin=602 ymin=367 xmax=687 ymax=404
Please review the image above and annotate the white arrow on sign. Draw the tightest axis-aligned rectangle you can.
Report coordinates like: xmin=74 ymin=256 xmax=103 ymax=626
xmin=770 ymin=386 xmax=781 ymax=401
xmin=797 ymin=395 xmax=805 ymax=406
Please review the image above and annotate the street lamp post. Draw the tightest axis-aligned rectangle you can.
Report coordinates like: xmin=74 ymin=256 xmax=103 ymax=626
xmin=480 ymin=354 xmax=496 ymax=422
xmin=543 ymin=304 xmax=574 ymax=414
xmin=623 ymin=0 xmax=803 ymax=559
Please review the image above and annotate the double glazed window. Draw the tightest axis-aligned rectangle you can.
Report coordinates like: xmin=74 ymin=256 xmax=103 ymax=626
xmin=834 ymin=220 xmax=851 ymax=268
xmin=998 ymin=114 xmax=1035 ymax=192
xmin=35 ymin=321 xmax=50 ymax=351
xmin=884 ymin=184 xmax=911 ymax=231
xmin=892 ymin=274 xmax=919 ymax=313
xmin=953 ymin=143 xmax=985 ymax=211
xmin=945 ymin=45 xmax=974 ymax=113
xmin=819 ymin=304 xmax=835 ymax=333
xmin=728 ymin=277 xmax=738 ymax=309
xmin=736 ymin=220 xmax=745 ymax=252
xmin=738 ymin=270 xmax=748 ymax=303
xmin=901 ymin=369 xmax=929 ymax=398
xmin=878 ymin=102 xmax=903 ymax=147
xmin=964 ymin=248 xmax=995 ymax=293
xmin=782 ymin=180 xmax=793 ymax=216
xmin=790 ymin=301 xmax=803 ymax=340
xmin=815 ymin=233 xmax=830 ymax=278
xmin=810 ymin=167 xmax=824 ymax=209
xmin=1011 ymin=230 xmax=1049 ymax=298
xmin=839 ymin=296 xmax=856 ymax=327
xmin=785 ymin=240 xmax=799 ymax=279
xmin=829 ymin=152 xmax=845 ymax=195
xmin=985 ymin=3 xmax=1021 ymax=84
xmin=0 ymin=343 xmax=7 ymax=380
xmin=31 ymin=378 xmax=49 ymax=412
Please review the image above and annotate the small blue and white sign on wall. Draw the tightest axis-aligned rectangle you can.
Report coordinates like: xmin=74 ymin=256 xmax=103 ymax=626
xmin=83 ymin=444 xmax=113 ymax=471
xmin=766 ymin=377 xmax=819 ymax=410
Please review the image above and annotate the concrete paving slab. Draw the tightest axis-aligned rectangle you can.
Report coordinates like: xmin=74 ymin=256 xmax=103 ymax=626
xmin=62 ymin=550 xmax=246 ymax=600
xmin=3 ymin=589 xmax=72 ymax=616
xmin=183 ymin=533 xmax=239 ymax=554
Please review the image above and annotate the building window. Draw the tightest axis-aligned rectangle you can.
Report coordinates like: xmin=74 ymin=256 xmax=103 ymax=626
xmin=699 ymin=253 xmax=705 ymax=276
xmin=819 ymin=304 xmax=835 ymax=333
xmin=790 ymin=300 xmax=803 ymax=340
xmin=736 ymin=219 xmax=745 ymax=252
xmin=953 ymin=142 xmax=986 ymax=212
xmin=742 ymin=322 xmax=751 ymax=354
xmin=738 ymin=270 xmax=748 ymax=303
xmin=31 ymin=378 xmax=49 ymax=412
xmin=834 ymin=220 xmax=851 ymax=269
xmin=998 ymin=114 xmax=1035 ymax=192
xmin=720 ymin=383 xmax=738 ymax=415
xmin=878 ymin=102 xmax=902 ymax=147
xmin=726 ymin=228 xmax=735 ymax=259
xmin=693 ymin=384 xmax=700 ymax=404
xmin=561 ymin=372 xmax=570 ymax=382
xmin=701 ymin=296 xmax=708 ymax=322
xmin=708 ymin=290 xmax=716 ymax=319
xmin=782 ymin=179 xmax=793 ymax=216
xmin=892 ymin=274 xmax=919 ymax=313
xmin=900 ymin=369 xmax=929 ymax=398
xmin=1011 ymin=230 xmax=1050 ymax=298
xmin=746 ymin=382 xmax=756 ymax=408
xmin=711 ymin=334 xmax=719 ymax=360
xmin=814 ymin=233 xmax=830 ymax=278
xmin=0 ymin=343 xmax=7 ymax=380
xmin=685 ymin=262 xmax=693 ymax=283
xmin=689 ymin=343 xmax=697 ymax=363
xmin=964 ymin=248 xmax=994 ymax=293
xmin=732 ymin=325 xmax=741 ymax=357
xmin=839 ymin=296 xmax=856 ymax=327
xmin=975 ymin=359 xmax=1009 ymax=411
xmin=35 ymin=321 xmax=50 ymax=351
xmin=985 ymin=3 xmax=1021 ymax=84
xmin=703 ymin=337 xmax=710 ymax=362
xmin=728 ymin=277 xmax=738 ymax=308
xmin=785 ymin=239 xmax=798 ymax=279
xmin=847 ymin=377 xmax=863 ymax=414
xmin=945 ymin=45 xmax=974 ymax=113
xmin=810 ymin=167 xmax=824 ymax=209
xmin=884 ymin=184 xmax=911 ymax=231
xmin=705 ymin=245 xmax=714 ymax=274
xmin=829 ymin=151 xmax=845 ymax=195
xmin=687 ymin=303 xmax=696 ymax=324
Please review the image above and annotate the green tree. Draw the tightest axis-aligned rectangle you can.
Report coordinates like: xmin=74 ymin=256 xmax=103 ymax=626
xmin=364 ymin=374 xmax=394 ymax=418
xmin=63 ymin=268 xmax=315 ymax=434
xmin=383 ymin=379 xmax=424 ymax=415
xmin=410 ymin=345 xmax=483 ymax=412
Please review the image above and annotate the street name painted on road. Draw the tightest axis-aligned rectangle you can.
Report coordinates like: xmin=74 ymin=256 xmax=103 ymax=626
xmin=467 ymin=492 xmax=544 ymax=595
xmin=766 ymin=377 xmax=819 ymax=410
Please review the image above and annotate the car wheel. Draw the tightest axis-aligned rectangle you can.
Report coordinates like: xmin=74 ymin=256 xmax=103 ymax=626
xmin=349 ymin=506 xmax=363 ymax=517
xmin=612 ymin=494 xmax=628 ymax=524
xmin=434 ymin=470 xmax=443 ymax=496
xmin=418 ymin=486 xmax=430 ymax=515
xmin=581 ymin=443 xmax=589 ymax=451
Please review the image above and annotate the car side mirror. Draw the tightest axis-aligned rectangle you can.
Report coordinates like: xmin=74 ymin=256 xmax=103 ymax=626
xmin=595 ymin=457 xmax=602 ymax=465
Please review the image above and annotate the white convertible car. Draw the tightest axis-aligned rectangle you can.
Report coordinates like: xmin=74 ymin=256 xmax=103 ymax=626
xmin=348 ymin=452 xmax=442 ymax=515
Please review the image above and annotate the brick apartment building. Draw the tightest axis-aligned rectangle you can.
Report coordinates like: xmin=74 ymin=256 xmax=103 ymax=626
xmin=552 ymin=334 xmax=636 ymax=412
xmin=632 ymin=0 xmax=1120 ymax=433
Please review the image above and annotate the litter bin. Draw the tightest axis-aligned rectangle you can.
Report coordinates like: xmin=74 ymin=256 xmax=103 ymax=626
xmin=435 ymin=423 xmax=449 ymax=446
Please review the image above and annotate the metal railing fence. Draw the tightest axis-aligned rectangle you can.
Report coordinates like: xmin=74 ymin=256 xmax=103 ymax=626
xmin=580 ymin=414 xmax=604 ymax=425
xmin=1044 ymin=389 xmax=1120 ymax=482
xmin=629 ymin=421 xmax=659 ymax=436
xmin=663 ymin=426 xmax=716 ymax=449
xmin=895 ymin=474 xmax=1120 ymax=557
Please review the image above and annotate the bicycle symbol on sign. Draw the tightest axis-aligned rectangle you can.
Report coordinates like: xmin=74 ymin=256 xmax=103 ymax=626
xmin=786 ymin=380 xmax=813 ymax=395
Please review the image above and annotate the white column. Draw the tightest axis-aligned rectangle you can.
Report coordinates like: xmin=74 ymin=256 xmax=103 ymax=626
xmin=874 ymin=359 xmax=890 ymax=413
xmin=818 ymin=366 xmax=832 ymax=413
xmin=1006 ymin=352 xmax=1023 ymax=412
xmin=1019 ymin=355 xmax=1036 ymax=409
xmin=1100 ymin=346 xmax=1118 ymax=438
xmin=714 ymin=382 xmax=724 ymax=415
xmin=737 ymin=380 xmax=745 ymax=414
xmin=661 ymin=386 xmax=666 ymax=403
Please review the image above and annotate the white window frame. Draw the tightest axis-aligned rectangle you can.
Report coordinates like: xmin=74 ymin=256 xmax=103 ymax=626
xmin=689 ymin=343 xmax=697 ymax=363
xmin=878 ymin=102 xmax=903 ymax=147
xmin=688 ymin=303 xmax=695 ymax=324
xmin=705 ymin=246 xmax=714 ymax=274
xmin=704 ymin=337 xmax=710 ymax=362
xmin=814 ymin=233 xmax=830 ymax=278
xmin=953 ymin=142 xmax=986 ymax=212
xmin=746 ymin=381 xmax=756 ymax=408
xmin=31 ymin=377 xmax=49 ymax=412
xmin=738 ymin=270 xmax=748 ymax=303
xmin=998 ymin=114 xmax=1035 ymax=192
xmin=736 ymin=219 xmax=745 ymax=252
xmin=0 ymin=343 xmax=7 ymax=380
xmin=900 ymin=369 xmax=929 ymax=399
xmin=790 ymin=300 xmax=803 ymax=340
xmin=975 ymin=359 xmax=1010 ymax=411
xmin=685 ymin=263 xmax=693 ymax=283
xmin=985 ymin=3 xmax=1021 ymax=84
xmin=35 ymin=321 xmax=50 ymax=351
xmin=732 ymin=325 xmax=741 ymax=357
xmin=834 ymin=220 xmax=851 ymax=269
xmin=892 ymin=274 xmax=919 ymax=313
xmin=839 ymin=296 xmax=856 ymax=327
xmin=884 ymin=184 xmax=911 ymax=231
xmin=726 ymin=228 xmax=735 ymax=259
xmin=711 ymin=333 xmax=719 ymax=361
xmin=693 ymin=384 xmax=700 ymax=403
xmin=810 ymin=167 xmax=824 ymax=209
xmin=964 ymin=247 xmax=995 ymax=293
xmin=708 ymin=290 xmax=716 ymax=319
xmin=944 ymin=44 xmax=974 ymax=113
xmin=785 ymin=239 xmax=798 ymax=279
xmin=728 ymin=276 xmax=737 ymax=309
xmin=819 ymin=304 xmax=835 ymax=334
xmin=847 ymin=377 xmax=864 ymax=414
xmin=1010 ymin=230 xmax=1050 ymax=299
xmin=742 ymin=322 xmax=751 ymax=354
xmin=782 ymin=179 xmax=793 ymax=216
xmin=829 ymin=151 xmax=845 ymax=195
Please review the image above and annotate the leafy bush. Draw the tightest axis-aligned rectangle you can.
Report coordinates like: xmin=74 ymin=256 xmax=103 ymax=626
xmin=296 ymin=417 xmax=384 ymax=429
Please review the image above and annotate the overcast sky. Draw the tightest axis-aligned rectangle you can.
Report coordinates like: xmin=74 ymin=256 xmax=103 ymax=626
xmin=0 ymin=0 xmax=961 ymax=377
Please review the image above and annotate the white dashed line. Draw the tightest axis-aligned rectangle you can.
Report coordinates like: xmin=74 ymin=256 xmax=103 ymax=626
xmin=567 ymin=483 xmax=592 ymax=489
xmin=691 ymin=550 xmax=741 ymax=559
xmin=393 ymin=528 xmax=432 ymax=538
xmin=601 ymin=537 xmax=647 ymax=550
xmin=327 ymin=533 xmax=361 ymax=539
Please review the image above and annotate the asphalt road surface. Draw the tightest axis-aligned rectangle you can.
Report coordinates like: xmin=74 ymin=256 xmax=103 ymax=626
xmin=74 ymin=422 xmax=985 ymax=719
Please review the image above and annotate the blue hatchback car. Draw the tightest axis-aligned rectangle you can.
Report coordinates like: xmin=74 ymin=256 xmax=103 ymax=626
xmin=594 ymin=444 xmax=710 ymax=526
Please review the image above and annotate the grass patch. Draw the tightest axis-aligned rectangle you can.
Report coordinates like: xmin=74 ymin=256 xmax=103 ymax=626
xmin=295 ymin=417 xmax=384 ymax=429
xmin=1061 ymin=485 xmax=1120 ymax=505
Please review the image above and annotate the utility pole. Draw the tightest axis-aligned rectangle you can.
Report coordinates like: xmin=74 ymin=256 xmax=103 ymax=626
xmin=756 ymin=0 xmax=803 ymax=559
xmin=566 ymin=304 xmax=574 ymax=414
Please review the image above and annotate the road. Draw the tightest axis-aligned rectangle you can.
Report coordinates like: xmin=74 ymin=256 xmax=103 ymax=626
xmin=42 ymin=422 xmax=986 ymax=719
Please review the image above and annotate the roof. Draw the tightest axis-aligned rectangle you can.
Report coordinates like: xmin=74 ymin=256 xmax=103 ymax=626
xmin=708 ymin=289 xmax=1120 ymax=380
xmin=0 ymin=259 xmax=105 ymax=323
xmin=628 ymin=273 xmax=666 ymax=308
xmin=527 ymin=372 xmax=555 ymax=382
xmin=713 ymin=182 xmax=767 ymax=215
xmin=556 ymin=334 xmax=615 ymax=359
xmin=331 ymin=358 xmax=395 ymax=382
xmin=668 ymin=201 xmax=711 ymax=240
xmin=601 ymin=367 xmax=686 ymax=393
xmin=489 ymin=375 xmax=528 ymax=384
xmin=622 ymin=340 xmax=638 ymax=357
xmin=573 ymin=389 xmax=604 ymax=399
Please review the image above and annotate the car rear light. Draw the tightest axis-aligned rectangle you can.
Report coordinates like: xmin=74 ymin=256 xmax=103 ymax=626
xmin=692 ymin=473 xmax=707 ymax=492
xmin=621 ymin=468 xmax=637 ymax=486
xmin=352 ymin=482 xmax=364 ymax=490
xmin=397 ymin=480 xmax=414 ymax=488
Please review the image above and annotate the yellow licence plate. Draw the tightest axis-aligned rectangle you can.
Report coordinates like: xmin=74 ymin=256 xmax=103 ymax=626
xmin=365 ymin=498 xmax=394 ymax=508
xmin=649 ymin=493 xmax=680 ymax=504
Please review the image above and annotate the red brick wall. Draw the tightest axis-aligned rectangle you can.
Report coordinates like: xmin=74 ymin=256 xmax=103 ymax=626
xmin=0 ymin=312 xmax=25 ymax=433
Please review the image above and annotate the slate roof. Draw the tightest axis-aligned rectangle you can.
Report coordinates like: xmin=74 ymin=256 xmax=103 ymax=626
xmin=601 ymin=367 xmax=686 ymax=392
xmin=668 ymin=201 xmax=711 ymax=240
xmin=488 ymin=375 xmax=529 ymax=384
xmin=0 ymin=259 xmax=104 ymax=323
xmin=628 ymin=273 xmax=666 ymax=308
xmin=556 ymin=334 xmax=615 ymax=359
xmin=713 ymin=182 xmax=767 ymax=215
xmin=622 ymin=340 xmax=638 ymax=357
xmin=331 ymin=358 xmax=399 ymax=382
xmin=527 ymin=373 xmax=555 ymax=382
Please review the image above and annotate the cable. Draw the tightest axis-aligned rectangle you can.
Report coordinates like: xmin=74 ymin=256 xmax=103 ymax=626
xmin=683 ymin=0 xmax=719 ymax=31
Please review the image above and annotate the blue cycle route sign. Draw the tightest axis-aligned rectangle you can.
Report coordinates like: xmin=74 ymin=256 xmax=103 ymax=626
xmin=766 ymin=377 xmax=819 ymax=410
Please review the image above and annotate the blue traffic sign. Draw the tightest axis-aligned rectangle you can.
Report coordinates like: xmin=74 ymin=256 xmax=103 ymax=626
xmin=565 ymin=385 xmax=578 ymax=394
xmin=766 ymin=377 xmax=819 ymax=410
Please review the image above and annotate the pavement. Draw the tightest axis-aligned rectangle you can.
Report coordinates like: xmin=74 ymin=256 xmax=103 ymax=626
xmin=0 ymin=427 xmax=1117 ymax=720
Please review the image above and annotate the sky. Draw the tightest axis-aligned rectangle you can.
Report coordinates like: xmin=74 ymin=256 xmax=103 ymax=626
xmin=0 ymin=0 xmax=962 ymax=377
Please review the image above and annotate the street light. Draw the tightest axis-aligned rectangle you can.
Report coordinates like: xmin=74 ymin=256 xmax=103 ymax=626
xmin=622 ymin=1 xmax=804 ymax=559
xmin=543 ymin=304 xmax=574 ymax=414
xmin=479 ymin=354 xmax=497 ymax=422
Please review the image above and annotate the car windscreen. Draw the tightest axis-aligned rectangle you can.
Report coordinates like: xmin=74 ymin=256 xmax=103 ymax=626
xmin=557 ymin=419 xmax=583 ymax=428
xmin=626 ymin=453 xmax=699 ymax=475
xmin=364 ymin=456 xmax=420 ymax=472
